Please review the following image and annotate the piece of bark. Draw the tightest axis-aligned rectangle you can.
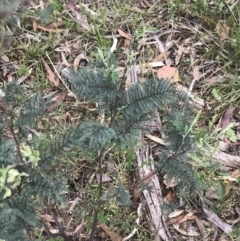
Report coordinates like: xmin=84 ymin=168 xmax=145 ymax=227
xmin=135 ymin=139 xmax=172 ymax=241
xmin=213 ymin=151 xmax=240 ymax=168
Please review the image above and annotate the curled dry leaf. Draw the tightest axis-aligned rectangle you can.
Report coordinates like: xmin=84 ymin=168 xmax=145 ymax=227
xmin=61 ymin=52 xmax=72 ymax=67
xmin=166 ymin=191 xmax=175 ymax=202
xmin=157 ymin=66 xmax=179 ymax=83
xmin=163 ymin=174 xmax=180 ymax=188
xmin=73 ymin=53 xmax=89 ymax=71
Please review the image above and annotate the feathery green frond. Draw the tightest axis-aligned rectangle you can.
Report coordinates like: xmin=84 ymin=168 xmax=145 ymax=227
xmin=101 ymin=185 xmax=131 ymax=206
xmin=157 ymin=93 xmax=203 ymax=198
xmin=119 ymin=78 xmax=174 ymax=116
xmin=0 ymin=139 xmax=15 ymax=165
xmin=164 ymin=92 xmax=194 ymax=152
xmin=3 ymin=80 xmax=24 ymax=107
xmin=27 ymin=171 xmax=67 ymax=201
xmin=40 ymin=122 xmax=116 ymax=167
xmin=77 ymin=122 xmax=116 ymax=152
xmin=62 ymin=67 xmax=119 ymax=104
xmin=0 ymin=195 xmax=39 ymax=241
xmin=18 ymin=93 xmax=49 ymax=128
xmin=157 ymin=151 xmax=202 ymax=196
xmin=111 ymin=113 xmax=149 ymax=149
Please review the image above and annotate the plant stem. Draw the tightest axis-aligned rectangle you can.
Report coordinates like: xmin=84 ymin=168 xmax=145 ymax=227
xmin=89 ymin=148 xmax=105 ymax=241
xmin=9 ymin=109 xmax=24 ymax=163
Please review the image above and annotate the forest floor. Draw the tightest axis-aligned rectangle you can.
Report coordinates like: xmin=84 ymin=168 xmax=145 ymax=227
xmin=1 ymin=0 xmax=240 ymax=240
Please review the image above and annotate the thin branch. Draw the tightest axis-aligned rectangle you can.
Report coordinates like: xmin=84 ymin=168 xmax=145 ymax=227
xmin=89 ymin=148 xmax=105 ymax=241
xmin=9 ymin=108 xmax=24 ymax=163
xmin=128 ymin=148 xmax=190 ymax=189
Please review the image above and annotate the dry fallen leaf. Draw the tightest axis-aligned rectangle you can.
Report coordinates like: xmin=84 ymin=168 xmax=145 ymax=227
xmin=40 ymin=214 xmax=55 ymax=223
xmin=195 ymin=218 xmax=205 ymax=237
xmin=73 ymin=53 xmax=89 ymax=71
xmin=46 ymin=21 xmax=65 ymax=29
xmin=1 ymin=54 xmax=9 ymax=62
xmin=42 ymin=58 xmax=59 ymax=86
xmin=157 ymin=66 xmax=179 ymax=83
xmin=145 ymin=134 xmax=166 ymax=145
xmin=163 ymin=174 xmax=180 ymax=188
xmin=142 ymin=0 xmax=152 ymax=7
xmin=118 ymin=29 xmax=132 ymax=40
xmin=6 ymin=72 xmax=15 ymax=82
xmin=219 ymin=105 xmax=234 ymax=130
xmin=130 ymin=6 xmax=145 ymax=13
xmin=167 ymin=214 xmax=185 ymax=225
xmin=216 ymin=21 xmax=230 ymax=40
xmin=47 ymin=90 xmax=68 ymax=112
xmin=168 ymin=212 xmax=198 ymax=226
xmin=54 ymin=46 xmax=71 ymax=53
xmin=49 ymin=228 xmax=59 ymax=234
xmin=66 ymin=6 xmax=90 ymax=31
xmin=168 ymin=210 xmax=185 ymax=219
xmin=230 ymin=169 xmax=240 ymax=180
xmin=37 ymin=25 xmax=65 ymax=32
xmin=65 ymin=221 xmax=86 ymax=236
xmin=133 ymin=187 xmax=141 ymax=203
xmin=61 ymin=52 xmax=72 ymax=67
xmin=32 ymin=18 xmax=38 ymax=32
xmin=152 ymin=51 xmax=171 ymax=62
xmin=175 ymin=45 xmax=186 ymax=65
xmin=178 ymin=212 xmax=198 ymax=224
xmin=99 ymin=223 xmax=122 ymax=241
xmin=192 ymin=66 xmax=200 ymax=81
xmin=173 ymin=223 xmax=200 ymax=237
xmin=166 ymin=191 xmax=175 ymax=202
